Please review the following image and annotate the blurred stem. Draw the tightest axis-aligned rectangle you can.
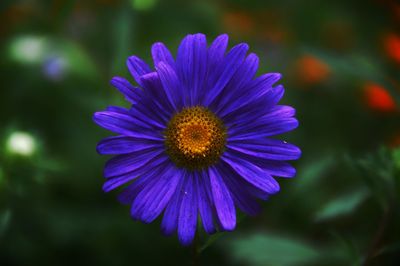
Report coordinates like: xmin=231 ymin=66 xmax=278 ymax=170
xmin=192 ymin=231 xmax=200 ymax=266
xmin=363 ymin=199 xmax=395 ymax=265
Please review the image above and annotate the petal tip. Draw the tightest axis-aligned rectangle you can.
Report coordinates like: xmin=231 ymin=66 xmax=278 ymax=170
xmin=178 ymin=234 xmax=195 ymax=246
xmin=95 ymin=143 xmax=103 ymax=155
xmin=102 ymin=182 xmax=113 ymax=192
xmin=238 ymin=43 xmax=250 ymax=51
xmin=221 ymin=221 xmax=236 ymax=232
xmin=92 ymin=112 xmax=103 ymax=125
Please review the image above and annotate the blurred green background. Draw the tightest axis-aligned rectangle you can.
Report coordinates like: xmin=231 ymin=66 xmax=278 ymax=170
xmin=1 ymin=0 xmax=400 ymax=265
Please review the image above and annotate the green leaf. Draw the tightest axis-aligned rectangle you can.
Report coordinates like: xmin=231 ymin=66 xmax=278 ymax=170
xmin=295 ymin=155 xmax=335 ymax=191
xmin=226 ymin=233 xmax=319 ymax=266
xmin=58 ymin=40 xmax=99 ymax=79
xmin=199 ymin=231 xmax=226 ymax=253
xmin=0 ymin=209 xmax=12 ymax=236
xmin=328 ymin=231 xmax=363 ymax=266
xmin=0 ymin=166 xmax=4 ymax=187
xmin=392 ymin=147 xmax=400 ymax=171
xmin=314 ymin=188 xmax=369 ymax=222
xmin=353 ymin=147 xmax=397 ymax=208
xmin=199 ymin=213 xmax=246 ymax=253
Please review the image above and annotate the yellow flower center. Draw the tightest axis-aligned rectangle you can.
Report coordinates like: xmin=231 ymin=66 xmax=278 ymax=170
xmin=165 ymin=106 xmax=226 ymax=169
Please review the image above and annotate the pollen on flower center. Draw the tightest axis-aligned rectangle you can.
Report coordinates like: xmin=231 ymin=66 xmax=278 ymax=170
xmin=165 ymin=106 xmax=226 ymax=169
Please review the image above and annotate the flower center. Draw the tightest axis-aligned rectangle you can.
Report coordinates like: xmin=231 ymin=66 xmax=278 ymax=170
xmin=165 ymin=106 xmax=226 ymax=169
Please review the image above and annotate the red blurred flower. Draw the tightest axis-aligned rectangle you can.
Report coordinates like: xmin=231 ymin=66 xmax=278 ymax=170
xmin=383 ymin=33 xmax=400 ymax=63
xmin=363 ymin=82 xmax=397 ymax=112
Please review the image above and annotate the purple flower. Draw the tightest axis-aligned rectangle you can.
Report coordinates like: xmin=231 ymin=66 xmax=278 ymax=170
xmin=93 ymin=33 xmax=301 ymax=245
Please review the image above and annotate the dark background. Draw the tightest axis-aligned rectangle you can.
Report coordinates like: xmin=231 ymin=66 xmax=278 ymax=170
xmin=1 ymin=0 xmax=400 ymax=265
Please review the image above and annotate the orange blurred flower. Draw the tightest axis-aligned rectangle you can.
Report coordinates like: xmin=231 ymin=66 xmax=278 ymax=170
xmin=383 ymin=33 xmax=400 ymax=63
xmin=222 ymin=11 xmax=254 ymax=38
xmin=388 ymin=133 xmax=400 ymax=148
xmin=395 ymin=4 xmax=400 ymax=21
xmin=0 ymin=3 xmax=35 ymax=36
xmin=294 ymin=55 xmax=331 ymax=85
xmin=256 ymin=10 xmax=290 ymax=43
xmin=363 ymin=82 xmax=397 ymax=112
xmin=260 ymin=25 xmax=289 ymax=43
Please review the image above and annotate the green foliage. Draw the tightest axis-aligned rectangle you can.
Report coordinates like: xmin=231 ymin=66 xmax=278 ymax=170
xmin=294 ymin=155 xmax=335 ymax=191
xmin=392 ymin=147 xmax=400 ymax=171
xmin=226 ymin=233 xmax=319 ymax=266
xmin=0 ymin=209 xmax=11 ymax=236
xmin=353 ymin=147 xmax=398 ymax=209
xmin=314 ymin=188 xmax=369 ymax=222
xmin=1 ymin=0 xmax=400 ymax=265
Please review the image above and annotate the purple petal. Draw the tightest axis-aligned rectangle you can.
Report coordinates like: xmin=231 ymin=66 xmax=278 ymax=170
xmin=176 ymin=33 xmax=207 ymax=106
xmin=248 ymin=157 xmax=297 ymax=178
xmin=161 ymin=171 xmax=187 ymax=235
xmin=129 ymin=105 xmax=166 ymax=129
xmin=117 ymin=165 xmax=163 ymax=204
xmin=131 ymin=164 xmax=181 ymax=223
xmin=220 ymin=74 xmax=282 ymax=118
xmin=93 ymin=111 xmax=164 ymax=140
xmin=127 ymin=56 xmax=152 ymax=87
xmin=219 ymin=164 xmax=262 ymax=216
xmin=268 ymin=105 xmax=296 ymax=116
xmin=227 ymin=139 xmax=301 ymax=161
xmin=228 ymin=118 xmax=299 ymax=140
xmin=103 ymin=154 xmax=168 ymax=192
xmin=219 ymin=159 xmax=270 ymax=200
xmin=110 ymin=77 xmax=142 ymax=104
xmin=222 ymin=152 xmax=280 ymax=194
xmin=140 ymin=72 xmax=174 ymax=115
xmin=201 ymin=34 xmax=229 ymax=102
xmin=103 ymin=148 xmax=163 ymax=178
xmin=213 ymin=53 xmax=259 ymax=114
xmin=203 ymin=43 xmax=249 ymax=106
xmin=208 ymin=34 xmax=228 ymax=67
xmin=226 ymin=104 xmax=296 ymax=134
xmin=156 ymin=62 xmax=183 ymax=111
xmin=97 ymin=136 xmax=163 ymax=155
xmin=206 ymin=34 xmax=229 ymax=88
xmin=151 ymin=42 xmax=175 ymax=68
xmin=105 ymin=106 xmax=130 ymax=114
xmin=209 ymin=166 xmax=236 ymax=231
xmin=134 ymin=102 xmax=169 ymax=125
xmin=223 ymin=85 xmax=286 ymax=127
xmin=178 ymin=174 xmax=198 ymax=245
xmin=196 ymin=170 xmax=216 ymax=234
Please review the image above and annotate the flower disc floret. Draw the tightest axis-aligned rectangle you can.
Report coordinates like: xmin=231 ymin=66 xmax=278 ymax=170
xmin=165 ymin=106 xmax=226 ymax=169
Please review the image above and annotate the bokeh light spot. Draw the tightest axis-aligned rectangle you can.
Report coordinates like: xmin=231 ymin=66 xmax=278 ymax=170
xmin=131 ymin=0 xmax=158 ymax=11
xmin=43 ymin=55 xmax=69 ymax=81
xmin=9 ymin=36 xmax=47 ymax=64
xmin=6 ymin=131 xmax=36 ymax=156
